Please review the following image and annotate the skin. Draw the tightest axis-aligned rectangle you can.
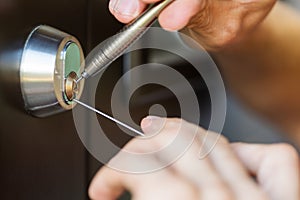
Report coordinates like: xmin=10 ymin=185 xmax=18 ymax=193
xmin=108 ymin=0 xmax=276 ymax=50
xmin=213 ymin=3 xmax=300 ymax=142
xmin=89 ymin=117 xmax=300 ymax=200
xmin=89 ymin=0 xmax=300 ymax=199
xmin=109 ymin=0 xmax=300 ymax=142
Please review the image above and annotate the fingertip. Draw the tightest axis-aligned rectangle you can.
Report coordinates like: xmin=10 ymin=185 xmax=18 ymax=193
xmin=88 ymin=168 xmax=124 ymax=200
xmin=108 ymin=0 xmax=147 ymax=24
xmin=88 ymin=177 xmax=109 ymax=200
xmin=141 ymin=116 xmax=152 ymax=130
xmin=141 ymin=116 xmax=159 ymax=133
xmin=88 ymin=183 xmax=110 ymax=200
xmin=88 ymin=179 xmax=109 ymax=200
xmin=89 ymin=188 xmax=121 ymax=200
xmin=141 ymin=116 xmax=165 ymax=135
xmin=112 ymin=13 xmax=137 ymax=23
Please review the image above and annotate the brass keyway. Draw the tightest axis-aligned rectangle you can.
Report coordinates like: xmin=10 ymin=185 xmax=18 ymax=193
xmin=65 ymin=71 xmax=79 ymax=101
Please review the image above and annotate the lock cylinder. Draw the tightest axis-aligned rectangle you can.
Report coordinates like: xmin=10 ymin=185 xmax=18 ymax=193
xmin=20 ymin=25 xmax=85 ymax=117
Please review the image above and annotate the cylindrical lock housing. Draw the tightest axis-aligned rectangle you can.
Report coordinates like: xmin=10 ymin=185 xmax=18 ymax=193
xmin=20 ymin=25 xmax=85 ymax=117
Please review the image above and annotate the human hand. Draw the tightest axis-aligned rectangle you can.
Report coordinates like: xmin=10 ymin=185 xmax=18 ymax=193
xmin=88 ymin=117 xmax=300 ymax=200
xmin=108 ymin=0 xmax=276 ymax=50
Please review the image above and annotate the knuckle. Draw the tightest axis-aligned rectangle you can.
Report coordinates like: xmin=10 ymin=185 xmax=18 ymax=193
xmin=151 ymin=118 xmax=194 ymax=148
xmin=164 ymin=118 xmax=185 ymax=131
xmin=217 ymin=134 xmax=230 ymax=145
xmin=124 ymin=137 xmax=161 ymax=153
xmin=167 ymin=117 xmax=184 ymax=125
xmin=213 ymin=20 xmax=240 ymax=48
xmin=164 ymin=118 xmax=199 ymax=138
xmin=271 ymin=143 xmax=299 ymax=163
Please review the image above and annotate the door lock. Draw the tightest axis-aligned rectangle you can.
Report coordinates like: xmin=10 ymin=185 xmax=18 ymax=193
xmin=20 ymin=25 xmax=85 ymax=117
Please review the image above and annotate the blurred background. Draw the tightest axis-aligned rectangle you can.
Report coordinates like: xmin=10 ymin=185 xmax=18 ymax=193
xmin=0 ymin=0 xmax=298 ymax=199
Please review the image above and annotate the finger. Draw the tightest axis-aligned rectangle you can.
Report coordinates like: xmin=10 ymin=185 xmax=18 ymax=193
xmin=89 ymin=122 xmax=199 ymax=200
xmin=199 ymin=133 xmax=268 ymax=200
xmin=142 ymin=117 xmax=266 ymax=199
xmin=142 ymin=117 xmax=236 ymax=199
xmin=108 ymin=0 xmax=162 ymax=24
xmin=108 ymin=0 xmax=202 ymax=31
xmin=231 ymin=143 xmax=300 ymax=200
xmin=158 ymin=0 xmax=203 ymax=30
xmin=89 ymin=165 xmax=199 ymax=200
xmin=88 ymin=166 xmax=124 ymax=200
xmin=108 ymin=0 xmax=148 ymax=23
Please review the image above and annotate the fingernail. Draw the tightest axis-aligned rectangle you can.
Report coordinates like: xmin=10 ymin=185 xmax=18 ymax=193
xmin=109 ymin=0 xmax=139 ymax=17
xmin=141 ymin=116 xmax=165 ymax=135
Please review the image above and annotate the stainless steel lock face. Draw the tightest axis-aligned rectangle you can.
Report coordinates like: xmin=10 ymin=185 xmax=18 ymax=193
xmin=20 ymin=25 xmax=85 ymax=117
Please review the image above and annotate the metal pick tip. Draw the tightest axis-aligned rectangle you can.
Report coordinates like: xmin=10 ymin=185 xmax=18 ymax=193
xmin=75 ymin=76 xmax=84 ymax=83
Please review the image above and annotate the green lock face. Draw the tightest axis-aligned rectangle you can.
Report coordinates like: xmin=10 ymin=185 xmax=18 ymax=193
xmin=54 ymin=39 xmax=85 ymax=108
xmin=63 ymin=42 xmax=83 ymax=103
xmin=64 ymin=42 xmax=81 ymax=78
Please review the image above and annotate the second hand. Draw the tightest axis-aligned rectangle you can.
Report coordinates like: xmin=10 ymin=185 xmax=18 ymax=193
xmin=73 ymin=99 xmax=145 ymax=137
